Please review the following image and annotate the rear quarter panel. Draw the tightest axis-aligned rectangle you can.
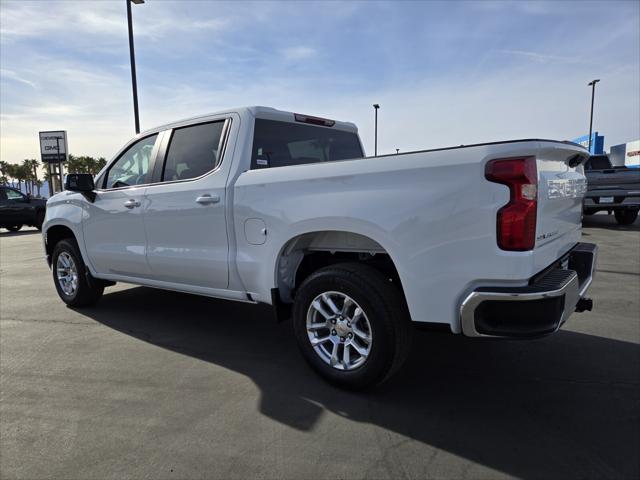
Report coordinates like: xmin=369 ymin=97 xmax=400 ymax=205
xmin=233 ymin=140 xmax=584 ymax=332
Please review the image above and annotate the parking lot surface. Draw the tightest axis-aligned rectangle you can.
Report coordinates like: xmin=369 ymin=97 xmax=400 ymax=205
xmin=1 ymin=214 xmax=639 ymax=480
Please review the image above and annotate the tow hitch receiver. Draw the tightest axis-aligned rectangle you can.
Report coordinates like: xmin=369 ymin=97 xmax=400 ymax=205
xmin=575 ymin=297 xmax=593 ymax=313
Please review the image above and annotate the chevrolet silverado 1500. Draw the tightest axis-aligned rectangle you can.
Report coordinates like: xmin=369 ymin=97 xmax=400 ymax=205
xmin=43 ymin=106 xmax=597 ymax=388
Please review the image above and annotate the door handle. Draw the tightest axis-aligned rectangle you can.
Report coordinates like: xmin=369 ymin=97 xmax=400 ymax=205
xmin=124 ymin=199 xmax=141 ymax=209
xmin=196 ymin=194 xmax=220 ymax=205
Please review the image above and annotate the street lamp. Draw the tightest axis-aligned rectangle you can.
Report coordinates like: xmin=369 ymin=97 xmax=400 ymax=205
xmin=587 ymin=79 xmax=600 ymax=153
xmin=373 ymin=104 xmax=380 ymax=156
xmin=127 ymin=0 xmax=144 ymax=134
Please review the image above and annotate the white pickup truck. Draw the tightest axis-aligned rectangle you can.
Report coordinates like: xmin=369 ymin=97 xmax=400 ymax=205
xmin=43 ymin=106 xmax=597 ymax=388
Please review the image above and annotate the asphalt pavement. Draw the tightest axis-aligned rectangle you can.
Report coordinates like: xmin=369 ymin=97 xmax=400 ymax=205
xmin=1 ymin=213 xmax=638 ymax=479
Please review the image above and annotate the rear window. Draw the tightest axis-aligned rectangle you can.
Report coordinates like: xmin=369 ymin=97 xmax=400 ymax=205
xmin=251 ymin=119 xmax=363 ymax=169
xmin=162 ymin=121 xmax=226 ymax=181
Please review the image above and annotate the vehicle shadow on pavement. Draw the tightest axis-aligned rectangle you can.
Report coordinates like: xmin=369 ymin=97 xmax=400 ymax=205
xmin=582 ymin=214 xmax=640 ymax=231
xmin=82 ymin=287 xmax=640 ymax=479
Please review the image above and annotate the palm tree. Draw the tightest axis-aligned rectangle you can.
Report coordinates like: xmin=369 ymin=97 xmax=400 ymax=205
xmin=96 ymin=157 xmax=107 ymax=173
xmin=15 ymin=163 xmax=30 ymax=194
xmin=5 ymin=163 xmax=18 ymax=188
xmin=65 ymin=155 xmax=106 ymax=175
xmin=30 ymin=159 xmax=41 ymax=196
xmin=43 ymin=166 xmax=53 ymax=196
xmin=66 ymin=154 xmax=81 ymax=174
xmin=35 ymin=179 xmax=43 ymax=197
xmin=0 ymin=161 xmax=9 ymax=185
xmin=21 ymin=159 xmax=34 ymax=194
xmin=11 ymin=165 xmax=21 ymax=191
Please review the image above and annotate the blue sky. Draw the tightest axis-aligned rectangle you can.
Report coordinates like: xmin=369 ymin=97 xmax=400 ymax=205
xmin=1 ymin=0 xmax=639 ymax=163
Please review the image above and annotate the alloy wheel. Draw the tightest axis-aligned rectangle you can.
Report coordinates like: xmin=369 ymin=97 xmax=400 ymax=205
xmin=306 ymin=291 xmax=373 ymax=371
xmin=56 ymin=252 xmax=78 ymax=296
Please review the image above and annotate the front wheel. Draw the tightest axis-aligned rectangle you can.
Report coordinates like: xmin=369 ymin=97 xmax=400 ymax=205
xmin=292 ymin=262 xmax=412 ymax=389
xmin=52 ymin=239 xmax=104 ymax=307
xmin=614 ymin=209 xmax=638 ymax=225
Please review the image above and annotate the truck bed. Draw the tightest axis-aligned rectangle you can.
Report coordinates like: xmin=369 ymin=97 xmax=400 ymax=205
xmin=233 ymin=138 xmax=589 ymax=332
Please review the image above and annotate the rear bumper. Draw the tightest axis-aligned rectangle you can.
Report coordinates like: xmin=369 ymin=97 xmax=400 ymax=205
xmin=460 ymin=242 xmax=597 ymax=338
xmin=583 ymin=193 xmax=640 ymax=210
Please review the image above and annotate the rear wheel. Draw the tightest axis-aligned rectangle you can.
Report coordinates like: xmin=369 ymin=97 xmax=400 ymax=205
xmin=614 ymin=209 xmax=638 ymax=225
xmin=6 ymin=225 xmax=22 ymax=232
xmin=292 ymin=262 xmax=412 ymax=389
xmin=52 ymin=239 xmax=104 ymax=307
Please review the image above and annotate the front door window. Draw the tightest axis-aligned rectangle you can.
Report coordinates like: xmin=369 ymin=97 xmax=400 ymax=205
xmin=105 ymin=134 xmax=158 ymax=189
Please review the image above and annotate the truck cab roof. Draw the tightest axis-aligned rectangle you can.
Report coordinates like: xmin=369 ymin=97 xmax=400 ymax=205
xmin=139 ymin=106 xmax=359 ymax=137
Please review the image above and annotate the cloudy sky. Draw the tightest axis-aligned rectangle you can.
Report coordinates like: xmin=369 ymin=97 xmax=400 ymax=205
xmin=1 ymin=0 xmax=638 ymax=164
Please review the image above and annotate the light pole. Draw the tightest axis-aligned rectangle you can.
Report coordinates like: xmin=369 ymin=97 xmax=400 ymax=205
xmin=587 ymin=79 xmax=600 ymax=153
xmin=127 ymin=0 xmax=144 ymax=134
xmin=373 ymin=104 xmax=380 ymax=156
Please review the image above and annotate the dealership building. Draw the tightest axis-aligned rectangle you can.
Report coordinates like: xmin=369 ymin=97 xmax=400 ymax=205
xmin=610 ymin=140 xmax=640 ymax=168
xmin=572 ymin=133 xmax=640 ymax=168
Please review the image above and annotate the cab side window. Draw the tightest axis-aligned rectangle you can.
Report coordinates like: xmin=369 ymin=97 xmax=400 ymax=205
xmin=104 ymin=134 xmax=158 ymax=189
xmin=162 ymin=121 xmax=225 ymax=182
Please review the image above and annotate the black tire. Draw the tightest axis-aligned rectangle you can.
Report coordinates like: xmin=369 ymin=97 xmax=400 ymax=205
xmin=583 ymin=210 xmax=595 ymax=216
xmin=614 ymin=209 xmax=638 ymax=225
xmin=6 ymin=225 xmax=22 ymax=232
xmin=35 ymin=211 xmax=45 ymax=231
xmin=292 ymin=262 xmax=412 ymax=389
xmin=52 ymin=238 xmax=104 ymax=307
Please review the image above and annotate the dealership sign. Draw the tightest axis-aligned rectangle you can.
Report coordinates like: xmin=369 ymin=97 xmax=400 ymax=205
xmin=39 ymin=130 xmax=68 ymax=163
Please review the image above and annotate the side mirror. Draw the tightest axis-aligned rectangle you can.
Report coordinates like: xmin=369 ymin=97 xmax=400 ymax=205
xmin=64 ymin=173 xmax=96 ymax=202
xmin=64 ymin=173 xmax=95 ymax=192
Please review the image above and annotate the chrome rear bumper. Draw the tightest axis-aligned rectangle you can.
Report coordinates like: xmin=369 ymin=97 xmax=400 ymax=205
xmin=460 ymin=243 xmax=597 ymax=338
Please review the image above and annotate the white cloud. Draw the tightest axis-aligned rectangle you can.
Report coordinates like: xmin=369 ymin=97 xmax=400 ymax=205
xmin=497 ymin=50 xmax=591 ymax=65
xmin=281 ymin=46 xmax=317 ymax=61
xmin=0 ymin=0 xmax=638 ymax=169
xmin=0 ymin=68 xmax=36 ymax=88
xmin=0 ymin=1 xmax=234 ymax=46
xmin=470 ymin=0 xmax=553 ymax=15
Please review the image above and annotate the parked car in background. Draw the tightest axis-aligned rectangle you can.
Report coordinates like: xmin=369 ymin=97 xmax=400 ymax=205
xmin=583 ymin=154 xmax=640 ymax=225
xmin=42 ymin=106 xmax=597 ymax=388
xmin=0 ymin=186 xmax=47 ymax=232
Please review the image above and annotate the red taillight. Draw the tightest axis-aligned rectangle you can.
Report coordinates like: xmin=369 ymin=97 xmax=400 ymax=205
xmin=485 ymin=156 xmax=537 ymax=251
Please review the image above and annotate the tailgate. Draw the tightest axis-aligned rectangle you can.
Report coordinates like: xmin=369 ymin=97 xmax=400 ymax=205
xmin=586 ymin=168 xmax=640 ymax=194
xmin=534 ymin=143 xmax=588 ymax=270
